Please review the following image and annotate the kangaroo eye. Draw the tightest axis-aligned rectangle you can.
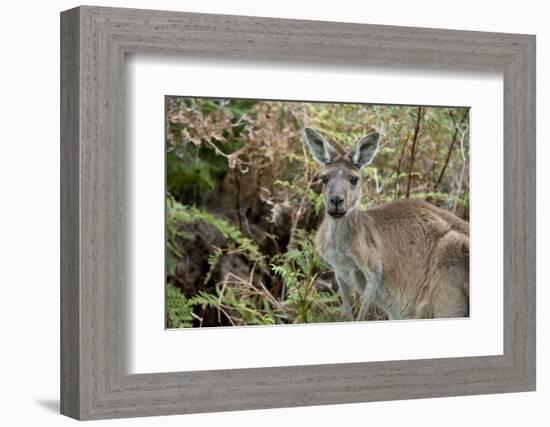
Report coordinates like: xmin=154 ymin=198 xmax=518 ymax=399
xmin=321 ymin=175 xmax=330 ymax=184
xmin=349 ymin=176 xmax=359 ymax=185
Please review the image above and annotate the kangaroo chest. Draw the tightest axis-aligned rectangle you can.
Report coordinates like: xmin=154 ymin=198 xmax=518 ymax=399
xmin=320 ymin=237 xmax=367 ymax=292
xmin=323 ymin=240 xmax=402 ymax=318
xmin=318 ymin=219 xmax=386 ymax=299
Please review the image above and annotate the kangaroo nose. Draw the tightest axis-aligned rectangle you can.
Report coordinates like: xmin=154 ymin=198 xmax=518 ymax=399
xmin=330 ymin=196 xmax=344 ymax=208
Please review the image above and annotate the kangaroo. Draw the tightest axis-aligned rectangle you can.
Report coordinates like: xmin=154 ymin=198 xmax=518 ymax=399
xmin=305 ymin=127 xmax=469 ymax=321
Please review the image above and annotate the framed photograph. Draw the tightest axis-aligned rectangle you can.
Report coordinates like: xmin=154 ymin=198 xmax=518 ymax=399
xmin=61 ymin=6 xmax=536 ymax=420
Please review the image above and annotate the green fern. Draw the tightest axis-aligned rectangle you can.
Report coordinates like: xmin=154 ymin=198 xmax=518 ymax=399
xmin=167 ymin=195 xmax=262 ymax=263
xmin=270 ymin=229 xmax=339 ymax=323
xmin=166 ymin=284 xmax=195 ymax=328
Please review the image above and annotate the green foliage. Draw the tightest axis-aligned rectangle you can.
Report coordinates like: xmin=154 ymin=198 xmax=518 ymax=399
xmin=271 ymin=229 xmax=342 ymax=323
xmin=166 ymin=151 xmax=222 ymax=197
xmin=166 ymin=283 xmax=200 ymax=328
xmin=167 ymin=283 xmax=232 ymax=328
xmin=167 ymin=195 xmax=261 ymax=255
xmin=209 ymin=283 xmax=278 ymax=326
xmin=166 ymin=215 xmax=344 ymax=327
xmin=166 ymin=98 xmax=257 ymax=203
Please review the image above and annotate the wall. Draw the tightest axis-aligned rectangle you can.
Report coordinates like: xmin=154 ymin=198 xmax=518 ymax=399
xmin=0 ymin=0 xmax=546 ymax=425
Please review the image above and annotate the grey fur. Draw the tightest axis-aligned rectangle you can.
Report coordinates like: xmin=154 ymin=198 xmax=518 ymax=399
xmin=305 ymin=127 xmax=337 ymax=165
xmin=351 ymin=132 xmax=379 ymax=169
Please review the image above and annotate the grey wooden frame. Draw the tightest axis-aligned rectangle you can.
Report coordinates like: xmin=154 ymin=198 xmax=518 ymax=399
xmin=61 ymin=5 xmax=536 ymax=420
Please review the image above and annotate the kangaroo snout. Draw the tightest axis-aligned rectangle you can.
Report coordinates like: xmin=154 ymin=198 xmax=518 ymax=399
xmin=330 ymin=196 xmax=344 ymax=208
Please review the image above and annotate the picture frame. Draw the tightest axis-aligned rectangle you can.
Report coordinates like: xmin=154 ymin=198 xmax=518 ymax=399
xmin=60 ymin=5 xmax=536 ymax=420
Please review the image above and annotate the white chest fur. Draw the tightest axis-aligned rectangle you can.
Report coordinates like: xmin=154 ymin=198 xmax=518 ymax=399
xmin=320 ymin=233 xmax=367 ymax=293
xmin=319 ymin=217 xmax=384 ymax=297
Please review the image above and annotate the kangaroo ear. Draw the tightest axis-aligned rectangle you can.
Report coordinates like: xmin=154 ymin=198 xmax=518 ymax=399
xmin=349 ymin=132 xmax=379 ymax=169
xmin=304 ymin=128 xmax=337 ymax=165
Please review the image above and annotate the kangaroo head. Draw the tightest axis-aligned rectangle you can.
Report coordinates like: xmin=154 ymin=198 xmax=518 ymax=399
xmin=305 ymin=128 xmax=379 ymax=219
